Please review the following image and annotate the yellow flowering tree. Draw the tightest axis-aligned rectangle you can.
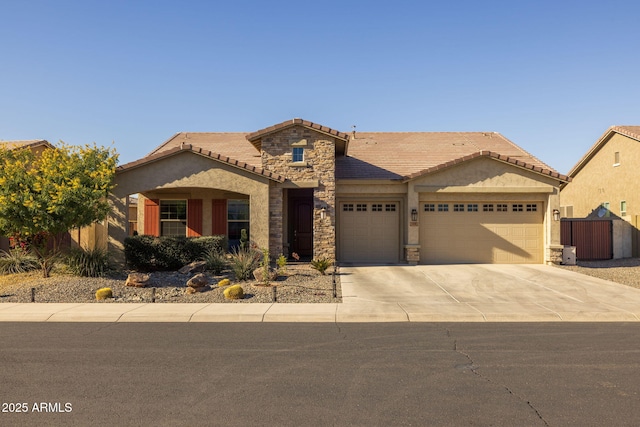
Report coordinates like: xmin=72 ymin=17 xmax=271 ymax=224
xmin=0 ymin=143 xmax=118 ymax=277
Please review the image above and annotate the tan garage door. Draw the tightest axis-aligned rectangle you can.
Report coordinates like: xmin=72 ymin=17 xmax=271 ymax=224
xmin=339 ymin=202 xmax=400 ymax=263
xmin=420 ymin=201 xmax=543 ymax=264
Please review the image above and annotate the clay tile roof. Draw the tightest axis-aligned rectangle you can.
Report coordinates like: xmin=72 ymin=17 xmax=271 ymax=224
xmin=336 ymin=132 xmax=564 ymax=181
xmin=567 ymin=125 xmax=640 ymax=178
xmin=0 ymin=139 xmax=53 ymax=150
xmin=118 ymin=144 xmax=285 ymax=182
xmin=246 ymin=118 xmax=349 ymax=151
xmin=402 ymin=151 xmax=569 ymax=182
xmin=611 ymin=125 xmax=640 ymax=141
xmin=145 ymin=132 xmax=262 ymax=168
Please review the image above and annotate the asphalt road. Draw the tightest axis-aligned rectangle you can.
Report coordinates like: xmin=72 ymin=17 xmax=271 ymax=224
xmin=1 ymin=323 xmax=639 ymax=426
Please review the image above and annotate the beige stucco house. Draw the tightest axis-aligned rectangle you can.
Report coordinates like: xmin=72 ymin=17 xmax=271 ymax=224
xmin=109 ymin=119 xmax=569 ymax=265
xmin=560 ymin=125 xmax=640 ymax=256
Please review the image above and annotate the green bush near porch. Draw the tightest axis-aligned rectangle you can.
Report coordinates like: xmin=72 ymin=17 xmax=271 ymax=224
xmin=124 ymin=235 xmax=227 ymax=271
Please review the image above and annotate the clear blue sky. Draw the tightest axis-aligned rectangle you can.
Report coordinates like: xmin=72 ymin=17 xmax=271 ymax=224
xmin=1 ymin=0 xmax=638 ymax=174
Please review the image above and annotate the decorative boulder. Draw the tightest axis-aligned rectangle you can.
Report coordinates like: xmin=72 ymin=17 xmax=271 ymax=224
xmin=125 ymin=273 xmax=151 ymax=288
xmin=186 ymin=273 xmax=211 ymax=289
xmin=186 ymin=286 xmax=207 ymax=294
xmin=178 ymin=261 xmax=207 ymax=275
xmin=252 ymin=267 xmax=278 ymax=283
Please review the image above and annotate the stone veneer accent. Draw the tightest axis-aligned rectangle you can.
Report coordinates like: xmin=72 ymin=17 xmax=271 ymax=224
xmin=547 ymin=245 xmax=563 ymax=265
xmin=268 ymin=185 xmax=284 ymax=256
xmin=260 ymin=125 xmax=336 ymax=260
xmin=404 ymin=245 xmax=420 ymax=265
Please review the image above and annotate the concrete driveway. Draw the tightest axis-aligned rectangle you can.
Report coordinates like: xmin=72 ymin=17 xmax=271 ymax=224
xmin=339 ymin=264 xmax=640 ymax=321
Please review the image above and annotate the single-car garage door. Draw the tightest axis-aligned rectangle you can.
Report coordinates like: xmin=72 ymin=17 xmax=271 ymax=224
xmin=420 ymin=201 xmax=543 ymax=264
xmin=339 ymin=201 xmax=400 ymax=263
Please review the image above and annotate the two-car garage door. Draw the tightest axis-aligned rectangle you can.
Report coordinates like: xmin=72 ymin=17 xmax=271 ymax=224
xmin=338 ymin=199 xmax=544 ymax=264
xmin=339 ymin=201 xmax=400 ymax=263
xmin=419 ymin=200 xmax=543 ymax=264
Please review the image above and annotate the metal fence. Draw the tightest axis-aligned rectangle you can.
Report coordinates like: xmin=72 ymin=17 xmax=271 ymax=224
xmin=561 ymin=219 xmax=613 ymax=260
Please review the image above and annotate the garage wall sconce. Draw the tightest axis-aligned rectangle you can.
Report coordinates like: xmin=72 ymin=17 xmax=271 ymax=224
xmin=411 ymin=208 xmax=418 ymax=222
xmin=553 ymin=209 xmax=560 ymax=221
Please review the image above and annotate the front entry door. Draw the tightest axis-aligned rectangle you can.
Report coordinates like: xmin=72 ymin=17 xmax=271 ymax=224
xmin=290 ymin=194 xmax=313 ymax=258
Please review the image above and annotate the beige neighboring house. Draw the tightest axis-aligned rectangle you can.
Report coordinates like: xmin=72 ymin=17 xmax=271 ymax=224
xmin=560 ymin=125 xmax=640 ymax=257
xmin=108 ymin=118 xmax=569 ymax=265
xmin=0 ymin=139 xmax=105 ymax=252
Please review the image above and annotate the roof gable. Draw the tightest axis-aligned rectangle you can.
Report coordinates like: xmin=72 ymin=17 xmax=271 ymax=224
xmin=246 ymin=118 xmax=349 ymax=154
xmin=567 ymin=125 xmax=640 ymax=178
xmin=117 ymin=144 xmax=285 ymax=182
xmin=403 ymin=151 xmax=569 ymax=182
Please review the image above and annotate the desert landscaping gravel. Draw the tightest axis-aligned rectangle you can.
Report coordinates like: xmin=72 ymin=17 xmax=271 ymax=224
xmin=555 ymin=258 xmax=640 ymax=290
xmin=0 ymin=264 xmax=341 ymax=304
xmin=2 ymin=258 xmax=639 ymax=304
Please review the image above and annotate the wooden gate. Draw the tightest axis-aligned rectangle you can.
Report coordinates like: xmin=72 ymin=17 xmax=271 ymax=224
xmin=561 ymin=219 xmax=612 ymax=260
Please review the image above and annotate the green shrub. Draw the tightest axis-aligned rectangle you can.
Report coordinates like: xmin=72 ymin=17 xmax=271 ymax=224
xmin=191 ymin=236 xmax=227 ymax=255
xmin=151 ymin=236 xmax=187 ymax=270
xmin=217 ymin=278 xmax=231 ymax=287
xmin=239 ymin=228 xmax=249 ymax=251
xmin=223 ymin=284 xmax=244 ymax=299
xmin=95 ymin=287 xmax=113 ymax=300
xmin=123 ymin=234 xmax=155 ymax=270
xmin=276 ymin=253 xmax=287 ymax=274
xmin=202 ymin=248 xmax=227 ymax=275
xmin=310 ymin=258 xmax=333 ymax=275
xmin=0 ymin=249 xmax=39 ymax=275
xmin=65 ymin=247 xmax=110 ymax=277
xmin=124 ymin=235 xmax=227 ymax=271
xmin=258 ymin=249 xmax=271 ymax=285
xmin=229 ymin=247 xmax=260 ymax=281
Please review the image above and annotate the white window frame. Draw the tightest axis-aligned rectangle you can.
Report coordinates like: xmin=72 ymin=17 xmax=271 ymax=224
xmin=160 ymin=200 xmax=187 ymax=237
xmin=292 ymin=147 xmax=304 ymax=163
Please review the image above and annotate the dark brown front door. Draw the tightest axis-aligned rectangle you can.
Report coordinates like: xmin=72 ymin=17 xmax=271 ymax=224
xmin=290 ymin=191 xmax=313 ymax=258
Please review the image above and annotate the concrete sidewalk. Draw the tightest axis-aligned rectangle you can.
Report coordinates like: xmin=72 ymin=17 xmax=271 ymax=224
xmin=0 ymin=299 xmax=638 ymax=322
xmin=1 ymin=264 xmax=639 ymax=322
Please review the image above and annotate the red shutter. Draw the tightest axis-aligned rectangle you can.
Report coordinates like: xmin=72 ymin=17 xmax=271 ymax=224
xmin=212 ymin=199 xmax=227 ymax=236
xmin=187 ymin=199 xmax=203 ymax=237
xmin=144 ymin=199 xmax=160 ymax=236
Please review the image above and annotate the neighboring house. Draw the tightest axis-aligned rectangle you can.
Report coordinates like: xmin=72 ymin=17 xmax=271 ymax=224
xmin=108 ymin=118 xmax=569 ymax=265
xmin=0 ymin=140 xmax=55 ymax=252
xmin=560 ymin=125 xmax=640 ymax=257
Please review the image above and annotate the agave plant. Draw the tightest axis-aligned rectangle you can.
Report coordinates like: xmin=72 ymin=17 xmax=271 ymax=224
xmin=0 ymin=249 xmax=39 ymax=275
xmin=310 ymin=258 xmax=333 ymax=275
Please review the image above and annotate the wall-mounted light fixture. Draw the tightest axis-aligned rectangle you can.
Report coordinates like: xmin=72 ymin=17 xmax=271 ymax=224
xmin=553 ymin=209 xmax=560 ymax=221
xmin=411 ymin=208 xmax=418 ymax=222
xmin=320 ymin=207 xmax=326 ymax=220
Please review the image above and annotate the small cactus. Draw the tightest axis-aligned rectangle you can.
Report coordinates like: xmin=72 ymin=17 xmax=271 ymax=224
xmin=218 ymin=278 xmax=231 ymax=287
xmin=223 ymin=284 xmax=244 ymax=300
xmin=95 ymin=287 xmax=113 ymax=300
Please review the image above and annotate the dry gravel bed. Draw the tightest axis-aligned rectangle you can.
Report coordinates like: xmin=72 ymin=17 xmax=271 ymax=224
xmin=0 ymin=264 xmax=341 ymax=304
xmin=555 ymin=258 xmax=640 ymax=290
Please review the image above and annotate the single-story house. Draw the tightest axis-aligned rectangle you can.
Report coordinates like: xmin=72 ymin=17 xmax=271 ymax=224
xmin=108 ymin=119 xmax=569 ymax=265
xmin=560 ymin=125 xmax=640 ymax=257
